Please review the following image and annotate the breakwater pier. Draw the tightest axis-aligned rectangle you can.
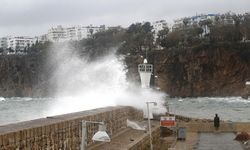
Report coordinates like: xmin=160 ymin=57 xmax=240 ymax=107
xmin=0 ymin=106 xmax=250 ymax=149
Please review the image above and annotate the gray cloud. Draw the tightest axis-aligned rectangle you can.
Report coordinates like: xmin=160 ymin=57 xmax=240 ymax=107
xmin=0 ymin=0 xmax=249 ymax=36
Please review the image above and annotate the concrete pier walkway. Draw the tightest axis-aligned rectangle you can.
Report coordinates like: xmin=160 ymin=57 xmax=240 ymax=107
xmin=171 ymin=120 xmax=250 ymax=150
xmin=161 ymin=113 xmax=250 ymax=150
xmin=195 ymin=132 xmax=244 ymax=150
xmin=174 ymin=132 xmax=198 ymax=150
xmin=88 ymin=120 xmax=161 ymax=150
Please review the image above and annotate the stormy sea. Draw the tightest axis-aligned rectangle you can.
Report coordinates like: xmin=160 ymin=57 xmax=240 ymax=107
xmin=0 ymin=96 xmax=249 ymax=125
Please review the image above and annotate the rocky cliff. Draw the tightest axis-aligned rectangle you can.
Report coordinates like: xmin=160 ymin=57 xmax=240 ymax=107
xmin=0 ymin=46 xmax=250 ymax=98
xmin=125 ymin=48 xmax=250 ymax=97
xmin=0 ymin=55 xmax=52 ymax=97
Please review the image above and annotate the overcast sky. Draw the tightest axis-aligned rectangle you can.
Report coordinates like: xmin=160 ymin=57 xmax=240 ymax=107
xmin=0 ymin=0 xmax=249 ymax=37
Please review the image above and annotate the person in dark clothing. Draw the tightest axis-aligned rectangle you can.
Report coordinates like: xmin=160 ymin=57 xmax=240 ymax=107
xmin=214 ymin=114 xmax=220 ymax=130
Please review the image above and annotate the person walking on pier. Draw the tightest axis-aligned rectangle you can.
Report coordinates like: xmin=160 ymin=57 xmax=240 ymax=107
xmin=214 ymin=114 xmax=220 ymax=130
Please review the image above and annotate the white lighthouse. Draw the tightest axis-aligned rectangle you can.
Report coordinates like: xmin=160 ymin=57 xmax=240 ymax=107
xmin=138 ymin=59 xmax=153 ymax=88
xmin=139 ymin=58 xmax=155 ymax=120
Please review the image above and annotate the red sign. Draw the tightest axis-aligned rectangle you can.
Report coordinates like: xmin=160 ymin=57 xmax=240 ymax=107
xmin=160 ymin=116 xmax=176 ymax=127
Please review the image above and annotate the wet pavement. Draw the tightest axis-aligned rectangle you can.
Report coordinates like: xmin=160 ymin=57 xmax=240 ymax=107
xmin=195 ymin=132 xmax=244 ymax=150
xmin=174 ymin=132 xmax=198 ymax=150
xmin=88 ymin=120 xmax=160 ymax=150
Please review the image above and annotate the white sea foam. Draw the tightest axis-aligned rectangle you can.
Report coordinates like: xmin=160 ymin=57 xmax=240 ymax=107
xmin=46 ymin=43 xmax=166 ymax=116
xmin=7 ymin=97 xmax=34 ymax=102
xmin=0 ymin=97 xmax=5 ymax=101
xmin=193 ymin=97 xmax=250 ymax=103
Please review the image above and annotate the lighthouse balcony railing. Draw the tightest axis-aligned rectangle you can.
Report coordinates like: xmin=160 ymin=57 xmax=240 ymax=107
xmin=138 ymin=64 xmax=153 ymax=72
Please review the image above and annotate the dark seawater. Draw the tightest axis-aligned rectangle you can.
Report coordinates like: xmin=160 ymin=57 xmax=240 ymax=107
xmin=167 ymin=97 xmax=250 ymax=122
xmin=0 ymin=96 xmax=249 ymax=125
xmin=0 ymin=97 xmax=53 ymax=125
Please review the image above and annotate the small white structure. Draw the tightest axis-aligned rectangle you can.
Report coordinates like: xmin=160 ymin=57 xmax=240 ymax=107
xmin=138 ymin=59 xmax=153 ymax=88
xmin=81 ymin=121 xmax=110 ymax=150
xmin=246 ymin=81 xmax=250 ymax=85
xmin=91 ymin=124 xmax=110 ymax=142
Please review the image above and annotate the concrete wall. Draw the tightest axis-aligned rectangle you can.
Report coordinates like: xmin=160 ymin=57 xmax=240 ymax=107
xmin=127 ymin=126 xmax=161 ymax=150
xmin=0 ymin=106 xmax=143 ymax=150
xmin=234 ymin=123 xmax=250 ymax=132
xmin=175 ymin=114 xmax=250 ymax=133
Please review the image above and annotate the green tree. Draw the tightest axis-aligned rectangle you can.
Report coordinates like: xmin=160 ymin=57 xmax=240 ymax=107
xmin=89 ymin=28 xmax=94 ymax=38
xmin=156 ymin=27 xmax=169 ymax=47
xmin=164 ymin=30 xmax=184 ymax=48
xmin=142 ymin=22 xmax=154 ymax=50
xmin=122 ymin=22 xmax=154 ymax=54
xmin=0 ymin=48 xmax=3 ymax=54
xmin=210 ymin=25 xmax=242 ymax=42
xmin=183 ymin=18 xmax=189 ymax=27
xmin=241 ymin=14 xmax=250 ymax=40
xmin=80 ymin=28 xmax=126 ymax=58
xmin=8 ymin=47 xmax=14 ymax=53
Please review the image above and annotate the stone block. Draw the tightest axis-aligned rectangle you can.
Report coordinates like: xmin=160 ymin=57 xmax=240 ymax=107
xmin=26 ymin=129 xmax=31 ymax=140
xmin=7 ymin=132 xmax=15 ymax=145
xmin=0 ymin=135 xmax=2 ymax=146
xmin=2 ymin=134 xmax=8 ymax=146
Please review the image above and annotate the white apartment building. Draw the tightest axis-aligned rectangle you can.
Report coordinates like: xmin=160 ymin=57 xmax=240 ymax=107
xmin=47 ymin=25 xmax=67 ymax=42
xmin=172 ymin=14 xmax=218 ymax=30
xmin=171 ymin=13 xmax=238 ymax=32
xmin=0 ymin=37 xmax=8 ymax=49
xmin=7 ymin=36 xmax=35 ymax=52
xmin=152 ymin=20 xmax=168 ymax=41
xmin=0 ymin=35 xmax=47 ymax=54
xmin=190 ymin=14 xmax=218 ymax=25
xmin=47 ymin=25 xmax=105 ymax=42
xmin=172 ymin=13 xmax=220 ymax=37
xmin=66 ymin=26 xmax=82 ymax=41
xmin=35 ymin=34 xmax=48 ymax=44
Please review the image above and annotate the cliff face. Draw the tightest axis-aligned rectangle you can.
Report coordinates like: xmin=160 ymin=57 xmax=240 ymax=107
xmin=125 ymin=48 xmax=250 ymax=97
xmin=0 ymin=48 xmax=250 ymax=98
xmin=154 ymin=49 xmax=250 ymax=97
xmin=0 ymin=55 xmax=52 ymax=97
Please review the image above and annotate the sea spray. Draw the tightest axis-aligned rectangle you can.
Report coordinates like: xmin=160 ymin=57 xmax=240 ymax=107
xmin=47 ymin=43 xmax=167 ymax=116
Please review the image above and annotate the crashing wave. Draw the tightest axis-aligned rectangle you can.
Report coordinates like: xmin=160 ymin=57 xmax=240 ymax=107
xmin=0 ymin=97 xmax=5 ymax=101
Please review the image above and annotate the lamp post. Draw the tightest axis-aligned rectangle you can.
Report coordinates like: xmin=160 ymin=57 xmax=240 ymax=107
xmin=81 ymin=121 xmax=110 ymax=150
xmin=146 ymin=102 xmax=157 ymax=150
